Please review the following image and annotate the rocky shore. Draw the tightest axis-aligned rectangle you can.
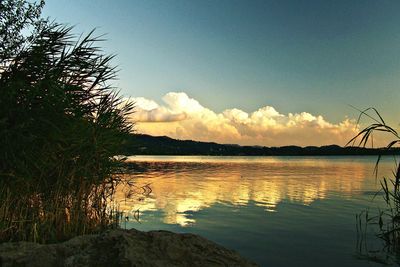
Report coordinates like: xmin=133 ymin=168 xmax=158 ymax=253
xmin=0 ymin=228 xmax=259 ymax=267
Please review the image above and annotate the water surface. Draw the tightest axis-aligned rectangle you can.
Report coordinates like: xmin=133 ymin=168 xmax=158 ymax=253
xmin=117 ymin=156 xmax=396 ymax=266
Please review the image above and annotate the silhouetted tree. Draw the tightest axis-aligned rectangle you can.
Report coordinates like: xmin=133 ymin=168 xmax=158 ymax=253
xmin=0 ymin=0 xmax=46 ymax=58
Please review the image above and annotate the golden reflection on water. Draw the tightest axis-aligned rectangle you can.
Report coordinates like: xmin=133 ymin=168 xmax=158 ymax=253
xmin=115 ymin=156 xmax=382 ymax=226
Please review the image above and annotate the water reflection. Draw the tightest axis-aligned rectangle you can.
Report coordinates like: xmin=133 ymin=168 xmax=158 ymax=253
xmin=116 ymin=156 xmax=379 ymax=226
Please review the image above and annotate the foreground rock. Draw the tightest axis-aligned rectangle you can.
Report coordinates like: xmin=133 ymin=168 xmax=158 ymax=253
xmin=0 ymin=229 xmax=259 ymax=267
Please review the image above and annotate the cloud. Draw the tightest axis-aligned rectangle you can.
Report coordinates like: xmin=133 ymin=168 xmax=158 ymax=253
xmin=132 ymin=96 xmax=187 ymax=122
xmin=131 ymin=92 xmax=361 ymax=146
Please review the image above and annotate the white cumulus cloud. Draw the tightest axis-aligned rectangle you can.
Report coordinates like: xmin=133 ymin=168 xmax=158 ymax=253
xmin=131 ymin=92 xmax=360 ymax=146
xmin=132 ymin=96 xmax=187 ymax=122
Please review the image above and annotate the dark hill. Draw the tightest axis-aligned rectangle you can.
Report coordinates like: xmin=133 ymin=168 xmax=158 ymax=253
xmin=121 ymin=134 xmax=400 ymax=156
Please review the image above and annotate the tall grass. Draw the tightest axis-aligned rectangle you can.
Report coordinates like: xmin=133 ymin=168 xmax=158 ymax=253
xmin=349 ymin=108 xmax=400 ymax=263
xmin=0 ymin=23 xmax=133 ymax=243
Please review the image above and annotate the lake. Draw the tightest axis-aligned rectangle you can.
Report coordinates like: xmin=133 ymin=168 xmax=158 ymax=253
xmin=117 ymin=155 xmax=397 ymax=266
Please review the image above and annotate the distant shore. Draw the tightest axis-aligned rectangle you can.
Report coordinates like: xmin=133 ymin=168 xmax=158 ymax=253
xmin=121 ymin=134 xmax=400 ymax=156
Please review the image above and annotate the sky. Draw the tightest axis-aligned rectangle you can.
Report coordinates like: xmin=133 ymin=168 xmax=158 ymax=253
xmin=43 ymin=0 xmax=400 ymax=146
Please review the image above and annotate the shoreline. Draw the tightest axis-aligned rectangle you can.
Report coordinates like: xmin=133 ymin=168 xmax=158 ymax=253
xmin=0 ymin=228 xmax=259 ymax=267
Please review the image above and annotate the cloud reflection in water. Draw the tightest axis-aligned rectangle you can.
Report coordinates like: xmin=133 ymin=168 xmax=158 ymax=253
xmin=116 ymin=156 xmax=371 ymax=226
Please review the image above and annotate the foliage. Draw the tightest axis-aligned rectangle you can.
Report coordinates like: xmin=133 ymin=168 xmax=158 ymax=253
xmin=0 ymin=2 xmax=133 ymax=242
xmin=0 ymin=0 xmax=46 ymax=58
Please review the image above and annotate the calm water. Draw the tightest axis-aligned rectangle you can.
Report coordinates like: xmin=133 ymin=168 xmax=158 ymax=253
xmin=117 ymin=156 xmax=398 ymax=266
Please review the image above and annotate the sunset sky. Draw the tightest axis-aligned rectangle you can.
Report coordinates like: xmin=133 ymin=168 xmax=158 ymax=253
xmin=43 ymin=0 xmax=400 ymax=146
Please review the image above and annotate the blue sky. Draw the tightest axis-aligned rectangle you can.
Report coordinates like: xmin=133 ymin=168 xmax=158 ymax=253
xmin=43 ymin=0 xmax=400 ymax=145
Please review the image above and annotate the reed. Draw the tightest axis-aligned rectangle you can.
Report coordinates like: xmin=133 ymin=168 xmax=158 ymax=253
xmin=0 ymin=22 xmax=134 ymax=243
xmin=349 ymin=107 xmax=400 ymax=263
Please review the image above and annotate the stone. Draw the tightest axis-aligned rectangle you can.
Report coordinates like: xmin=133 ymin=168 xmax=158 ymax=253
xmin=0 ymin=229 xmax=259 ymax=267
